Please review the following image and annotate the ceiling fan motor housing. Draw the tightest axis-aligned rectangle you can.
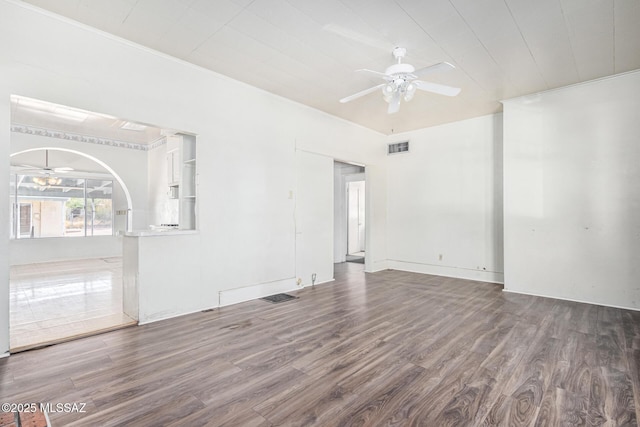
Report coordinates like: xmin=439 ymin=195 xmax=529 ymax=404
xmin=392 ymin=46 xmax=407 ymax=60
xmin=385 ymin=63 xmax=414 ymax=76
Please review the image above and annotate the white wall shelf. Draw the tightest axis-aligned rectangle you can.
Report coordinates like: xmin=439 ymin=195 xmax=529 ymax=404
xmin=179 ymin=134 xmax=197 ymax=230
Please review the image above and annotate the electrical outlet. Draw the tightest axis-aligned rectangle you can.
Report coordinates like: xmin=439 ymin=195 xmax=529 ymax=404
xmin=296 ymin=278 xmax=302 ymax=286
xmin=438 ymin=254 xmax=443 ymax=261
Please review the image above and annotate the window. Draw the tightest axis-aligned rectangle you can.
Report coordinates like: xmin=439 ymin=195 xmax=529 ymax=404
xmin=10 ymin=174 xmax=113 ymax=239
xmin=85 ymin=179 xmax=114 ymax=236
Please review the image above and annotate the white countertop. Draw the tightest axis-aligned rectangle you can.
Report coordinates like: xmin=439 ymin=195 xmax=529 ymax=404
xmin=123 ymin=229 xmax=198 ymax=237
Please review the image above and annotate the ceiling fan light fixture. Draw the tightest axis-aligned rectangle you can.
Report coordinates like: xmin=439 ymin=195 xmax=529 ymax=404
xmin=404 ymin=82 xmax=417 ymax=102
xmin=382 ymin=82 xmax=396 ymax=103
xmin=33 ymin=176 xmax=61 ymax=187
xmin=340 ymin=47 xmax=460 ymax=114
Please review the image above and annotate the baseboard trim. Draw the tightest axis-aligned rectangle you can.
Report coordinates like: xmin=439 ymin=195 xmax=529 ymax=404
xmin=0 ymin=352 xmax=9 ymax=359
xmin=138 ymin=277 xmax=332 ymax=324
xmin=302 ymin=278 xmax=334 ymax=288
xmin=219 ymin=277 xmax=298 ymax=308
xmin=502 ymin=288 xmax=640 ymax=312
xmin=138 ymin=307 xmax=206 ymax=325
xmin=386 ymin=260 xmax=504 ymax=284
xmin=366 ymin=259 xmax=388 ymax=273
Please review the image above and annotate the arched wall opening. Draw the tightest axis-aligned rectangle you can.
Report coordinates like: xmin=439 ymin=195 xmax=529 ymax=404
xmin=7 ymin=147 xmax=137 ymax=352
xmin=10 ymin=147 xmax=133 ymax=232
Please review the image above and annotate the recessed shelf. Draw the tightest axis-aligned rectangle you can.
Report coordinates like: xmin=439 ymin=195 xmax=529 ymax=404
xmin=180 ymin=134 xmax=197 ymax=230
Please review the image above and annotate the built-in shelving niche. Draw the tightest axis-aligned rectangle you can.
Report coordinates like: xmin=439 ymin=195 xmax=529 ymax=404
xmin=166 ymin=133 xmax=197 ymax=230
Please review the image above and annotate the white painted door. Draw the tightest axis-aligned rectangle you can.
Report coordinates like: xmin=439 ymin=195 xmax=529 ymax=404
xmin=347 ymin=180 xmax=365 ymax=254
xmin=295 ymin=151 xmax=333 ymax=286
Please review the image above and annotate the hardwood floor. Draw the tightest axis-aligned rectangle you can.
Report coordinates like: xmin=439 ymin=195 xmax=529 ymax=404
xmin=1 ymin=262 xmax=638 ymax=426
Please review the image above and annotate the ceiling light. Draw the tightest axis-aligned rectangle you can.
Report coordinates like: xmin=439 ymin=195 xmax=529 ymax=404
xmin=382 ymin=83 xmax=396 ymax=102
xmin=404 ymin=82 xmax=417 ymax=102
xmin=15 ymin=96 xmax=53 ymax=111
xmin=52 ymin=107 xmax=89 ymax=122
xmin=33 ymin=176 xmax=61 ymax=186
xmin=120 ymin=121 xmax=147 ymax=131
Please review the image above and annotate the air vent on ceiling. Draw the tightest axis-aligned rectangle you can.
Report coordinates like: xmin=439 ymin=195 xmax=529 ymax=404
xmin=388 ymin=141 xmax=409 ymax=155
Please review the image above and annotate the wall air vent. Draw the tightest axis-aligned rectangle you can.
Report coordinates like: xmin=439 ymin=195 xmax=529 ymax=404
xmin=388 ymin=141 xmax=409 ymax=155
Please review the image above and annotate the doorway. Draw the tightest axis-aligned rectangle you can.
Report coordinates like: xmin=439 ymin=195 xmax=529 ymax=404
xmin=333 ymin=161 xmax=366 ymax=266
xmin=346 ymin=180 xmax=365 ymax=264
xmin=9 ymin=148 xmax=135 ymax=351
xmin=18 ymin=203 xmax=32 ymax=238
xmin=7 ymin=95 xmax=149 ymax=352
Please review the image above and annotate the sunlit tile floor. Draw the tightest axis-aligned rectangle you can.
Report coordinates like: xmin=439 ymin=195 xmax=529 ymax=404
xmin=10 ymin=257 xmax=136 ymax=352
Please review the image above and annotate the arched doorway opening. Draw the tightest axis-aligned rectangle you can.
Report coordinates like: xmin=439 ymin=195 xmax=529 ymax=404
xmin=8 ymin=148 xmax=136 ymax=351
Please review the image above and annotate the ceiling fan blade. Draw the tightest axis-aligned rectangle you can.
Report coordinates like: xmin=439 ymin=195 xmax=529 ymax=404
xmin=356 ymin=69 xmax=390 ymax=79
xmin=339 ymin=83 xmax=386 ymax=103
xmin=387 ymin=91 xmax=401 ymax=114
xmin=412 ymin=62 xmax=455 ymax=78
xmin=414 ymin=80 xmax=461 ymax=97
xmin=14 ymin=164 xmax=40 ymax=170
xmin=54 ymin=167 xmax=74 ymax=172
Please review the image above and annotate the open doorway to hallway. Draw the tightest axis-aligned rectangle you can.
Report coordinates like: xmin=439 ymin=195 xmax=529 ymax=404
xmin=334 ymin=161 xmax=365 ymax=266
xmin=346 ymin=179 xmax=365 ymax=264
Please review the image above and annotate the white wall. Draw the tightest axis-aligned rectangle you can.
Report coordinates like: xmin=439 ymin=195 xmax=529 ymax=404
xmin=296 ymin=151 xmax=334 ymax=286
xmin=385 ymin=114 xmax=504 ymax=283
xmin=10 ymin=237 xmax=122 ymax=265
xmin=365 ymin=163 xmax=388 ymax=272
xmin=503 ymin=71 xmax=640 ymax=310
xmin=0 ymin=1 xmax=386 ymax=353
xmin=0 ymin=103 xmax=8 ymax=355
xmin=132 ymin=234 xmax=202 ymax=324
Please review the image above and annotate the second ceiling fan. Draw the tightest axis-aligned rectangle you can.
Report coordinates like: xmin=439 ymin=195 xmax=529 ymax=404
xmin=15 ymin=149 xmax=74 ymax=175
xmin=340 ymin=47 xmax=461 ymax=114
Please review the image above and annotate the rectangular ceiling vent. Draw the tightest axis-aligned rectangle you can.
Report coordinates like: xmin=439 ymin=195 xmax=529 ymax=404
xmin=388 ymin=141 xmax=409 ymax=155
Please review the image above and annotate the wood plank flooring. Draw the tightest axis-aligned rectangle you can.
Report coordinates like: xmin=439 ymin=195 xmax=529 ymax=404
xmin=1 ymin=262 xmax=639 ymax=426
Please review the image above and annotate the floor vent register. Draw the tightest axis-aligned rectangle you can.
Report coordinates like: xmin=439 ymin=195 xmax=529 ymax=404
xmin=260 ymin=293 xmax=298 ymax=303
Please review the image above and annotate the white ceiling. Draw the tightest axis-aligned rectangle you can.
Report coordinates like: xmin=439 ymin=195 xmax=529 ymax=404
xmin=10 ymin=95 xmax=164 ymax=174
xmin=11 ymin=95 xmax=166 ymax=145
xmin=21 ymin=0 xmax=640 ymax=134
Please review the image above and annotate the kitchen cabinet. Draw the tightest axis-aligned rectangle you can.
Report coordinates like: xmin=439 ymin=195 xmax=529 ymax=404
xmin=166 ymin=135 xmax=181 ymax=187
xmin=167 ymin=149 xmax=180 ymax=186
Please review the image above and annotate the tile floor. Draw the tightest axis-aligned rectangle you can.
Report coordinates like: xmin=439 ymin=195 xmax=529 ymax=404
xmin=10 ymin=257 xmax=136 ymax=352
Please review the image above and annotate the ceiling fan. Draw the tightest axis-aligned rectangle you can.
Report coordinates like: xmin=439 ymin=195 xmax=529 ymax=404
xmin=14 ymin=149 xmax=74 ymax=175
xmin=339 ymin=47 xmax=461 ymax=114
